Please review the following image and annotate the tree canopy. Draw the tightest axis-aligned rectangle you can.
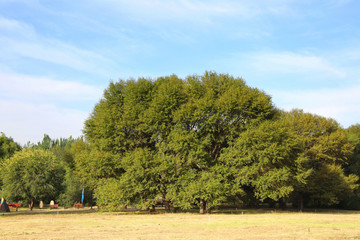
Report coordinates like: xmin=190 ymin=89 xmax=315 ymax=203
xmin=2 ymin=148 xmax=65 ymax=210
xmin=82 ymin=72 xmax=278 ymax=212
xmin=0 ymin=132 xmax=21 ymax=162
xmin=221 ymin=110 xmax=358 ymax=210
xmin=2 ymin=72 xmax=359 ymax=212
xmin=0 ymin=132 xmax=21 ymax=188
xmin=82 ymin=73 xmax=358 ymax=212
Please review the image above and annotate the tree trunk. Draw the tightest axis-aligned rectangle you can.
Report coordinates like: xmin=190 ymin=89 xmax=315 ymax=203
xmin=200 ymin=199 xmax=205 ymax=214
xmin=206 ymin=200 xmax=211 ymax=214
xmin=149 ymin=204 xmax=156 ymax=213
xmin=29 ymin=199 xmax=34 ymax=211
xmin=279 ymin=198 xmax=286 ymax=210
xmin=299 ymin=193 xmax=303 ymax=212
xmin=164 ymin=200 xmax=171 ymax=213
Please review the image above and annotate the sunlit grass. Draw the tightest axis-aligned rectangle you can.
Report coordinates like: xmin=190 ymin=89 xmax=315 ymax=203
xmin=1 ymin=208 xmax=360 ymax=239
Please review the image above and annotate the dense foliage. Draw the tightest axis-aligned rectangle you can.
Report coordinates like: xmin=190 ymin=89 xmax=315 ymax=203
xmin=1 ymin=72 xmax=359 ymax=212
xmin=81 ymin=72 xmax=359 ymax=212
xmin=0 ymin=133 xmax=21 ymax=161
xmin=0 ymin=133 xmax=21 ymax=187
xmin=221 ymin=110 xmax=358 ymax=211
xmin=2 ymin=148 xmax=65 ymax=210
xmin=0 ymin=134 xmax=93 ymax=210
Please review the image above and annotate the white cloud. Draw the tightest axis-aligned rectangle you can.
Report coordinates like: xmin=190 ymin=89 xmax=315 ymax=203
xmin=0 ymin=37 xmax=112 ymax=76
xmin=97 ymin=0 xmax=240 ymax=20
xmin=0 ymin=16 xmax=35 ymax=36
xmin=249 ymin=52 xmax=346 ymax=78
xmin=93 ymin=0 xmax=301 ymax=23
xmin=0 ymin=16 xmax=110 ymax=145
xmin=332 ymin=0 xmax=354 ymax=7
xmin=0 ymin=16 xmax=115 ymax=76
xmin=213 ymin=49 xmax=360 ymax=127
xmin=0 ymin=100 xmax=89 ymax=145
xmin=0 ymin=72 xmax=103 ymax=145
xmin=87 ymin=0 xmax=286 ymax=30
xmin=270 ymin=85 xmax=360 ymax=127
xmin=0 ymin=72 xmax=103 ymax=102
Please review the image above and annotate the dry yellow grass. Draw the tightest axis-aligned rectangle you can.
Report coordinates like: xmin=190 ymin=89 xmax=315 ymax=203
xmin=1 ymin=208 xmax=360 ymax=239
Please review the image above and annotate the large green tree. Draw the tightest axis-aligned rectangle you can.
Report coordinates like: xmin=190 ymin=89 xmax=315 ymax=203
xmin=165 ymin=73 xmax=276 ymax=213
xmin=2 ymin=148 xmax=65 ymax=210
xmin=83 ymin=72 xmax=277 ymax=213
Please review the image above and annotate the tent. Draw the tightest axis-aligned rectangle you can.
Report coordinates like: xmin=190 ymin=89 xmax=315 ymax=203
xmin=0 ymin=202 xmax=10 ymax=212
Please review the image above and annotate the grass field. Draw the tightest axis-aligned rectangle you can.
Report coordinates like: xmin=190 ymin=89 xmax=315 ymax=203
xmin=1 ymin=208 xmax=360 ymax=239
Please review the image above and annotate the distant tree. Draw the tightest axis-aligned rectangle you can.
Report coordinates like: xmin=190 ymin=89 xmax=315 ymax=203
xmin=0 ymin=132 xmax=21 ymax=187
xmin=2 ymin=148 xmax=65 ymax=210
xmin=58 ymin=169 xmax=93 ymax=207
xmin=25 ymin=134 xmax=87 ymax=206
xmin=27 ymin=134 xmax=78 ymax=170
xmin=0 ymin=132 xmax=21 ymax=161
xmin=31 ymin=134 xmax=75 ymax=150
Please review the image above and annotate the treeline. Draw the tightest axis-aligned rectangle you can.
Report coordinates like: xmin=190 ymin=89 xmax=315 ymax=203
xmin=0 ymin=133 xmax=94 ymax=210
xmin=1 ymin=72 xmax=360 ymax=213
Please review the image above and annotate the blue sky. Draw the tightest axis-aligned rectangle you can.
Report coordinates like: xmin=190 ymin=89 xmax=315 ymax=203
xmin=1 ymin=0 xmax=360 ymax=145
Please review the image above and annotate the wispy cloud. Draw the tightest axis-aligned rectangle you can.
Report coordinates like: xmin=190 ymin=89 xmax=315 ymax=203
xmin=0 ymin=16 xmax=114 ymax=77
xmin=332 ymin=0 xmax=354 ymax=7
xmin=0 ymin=71 xmax=104 ymax=144
xmin=249 ymin=52 xmax=346 ymax=78
xmin=0 ymin=71 xmax=103 ymax=144
xmin=0 ymin=16 xmax=35 ymax=36
xmin=212 ymin=50 xmax=349 ymax=89
xmin=95 ymin=0 xmax=240 ymax=22
xmin=0 ymin=15 xmax=112 ymax=144
xmin=270 ymin=85 xmax=360 ymax=127
xmin=0 ymin=38 xmax=111 ymax=75
xmin=1 ymin=0 xmax=359 ymax=143
xmin=85 ymin=0 xmax=300 ymax=34
xmin=0 ymin=72 xmax=103 ymax=102
xmin=94 ymin=0 xmax=304 ymax=21
xmin=0 ymin=100 xmax=88 ymax=145
xmin=210 ymin=48 xmax=360 ymax=127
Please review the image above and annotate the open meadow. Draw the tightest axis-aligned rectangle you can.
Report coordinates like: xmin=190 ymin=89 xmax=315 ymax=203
xmin=1 ymin=208 xmax=360 ymax=239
